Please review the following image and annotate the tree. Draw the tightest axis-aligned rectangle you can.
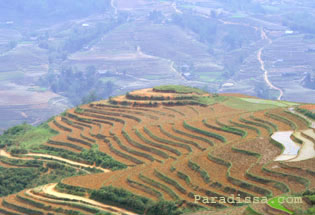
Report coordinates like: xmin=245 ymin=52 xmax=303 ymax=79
xmin=81 ymin=91 xmax=99 ymax=104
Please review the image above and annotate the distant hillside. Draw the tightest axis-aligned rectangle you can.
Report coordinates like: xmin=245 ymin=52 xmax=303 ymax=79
xmin=0 ymin=0 xmax=110 ymax=24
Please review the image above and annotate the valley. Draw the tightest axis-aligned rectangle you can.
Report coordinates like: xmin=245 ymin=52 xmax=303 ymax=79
xmin=1 ymin=0 xmax=315 ymax=132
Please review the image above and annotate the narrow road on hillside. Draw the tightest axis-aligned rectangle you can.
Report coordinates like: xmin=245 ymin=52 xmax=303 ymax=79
xmin=41 ymin=183 xmax=138 ymax=215
xmin=219 ymin=19 xmax=283 ymax=100
xmin=172 ymin=2 xmax=183 ymax=14
xmin=111 ymin=0 xmax=117 ymax=14
xmin=170 ymin=61 xmax=186 ymax=81
xmin=258 ymin=29 xmax=283 ymax=100
xmin=0 ymin=150 xmax=110 ymax=172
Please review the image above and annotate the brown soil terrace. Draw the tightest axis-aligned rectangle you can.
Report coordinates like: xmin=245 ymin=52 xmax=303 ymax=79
xmin=1 ymin=88 xmax=314 ymax=215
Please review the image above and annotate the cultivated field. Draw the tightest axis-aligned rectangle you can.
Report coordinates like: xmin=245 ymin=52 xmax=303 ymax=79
xmin=0 ymin=86 xmax=314 ymax=214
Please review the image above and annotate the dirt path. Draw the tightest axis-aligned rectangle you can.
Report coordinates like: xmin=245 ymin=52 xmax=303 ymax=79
xmin=258 ymin=29 xmax=283 ymax=100
xmin=170 ymin=61 xmax=186 ymax=81
xmin=0 ymin=150 xmax=110 ymax=172
xmin=111 ymin=0 xmax=117 ymax=14
xmin=172 ymin=2 xmax=183 ymax=14
xmin=218 ymin=19 xmax=283 ymax=99
xmin=41 ymin=183 xmax=138 ymax=215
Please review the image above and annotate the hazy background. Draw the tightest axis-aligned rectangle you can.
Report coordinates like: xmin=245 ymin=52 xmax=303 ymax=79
xmin=0 ymin=0 xmax=315 ymax=133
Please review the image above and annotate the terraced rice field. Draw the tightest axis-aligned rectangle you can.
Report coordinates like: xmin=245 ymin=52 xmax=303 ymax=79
xmin=0 ymin=87 xmax=314 ymax=215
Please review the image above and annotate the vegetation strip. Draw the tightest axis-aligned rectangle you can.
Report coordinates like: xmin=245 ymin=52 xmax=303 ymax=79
xmin=232 ymin=147 xmax=290 ymax=193
xmin=207 ymin=153 xmax=273 ymax=197
xmin=188 ymin=160 xmax=211 ymax=184
xmin=112 ymin=134 xmax=154 ymax=162
xmin=121 ymin=130 xmax=169 ymax=159
xmin=154 ymin=169 xmax=187 ymax=194
xmin=135 ymin=129 xmax=180 ymax=156
xmin=139 ymin=174 xmax=180 ymax=200
xmin=144 ymin=127 xmax=192 ymax=152
xmin=284 ymin=110 xmax=311 ymax=128
xmin=126 ymin=178 xmax=163 ymax=200
xmin=265 ymin=112 xmax=297 ymax=130
xmin=249 ymin=115 xmax=278 ymax=131
xmin=239 ymin=117 xmax=273 ymax=135
xmin=203 ymin=119 xmax=245 ymax=137
xmin=296 ymin=108 xmax=315 ymax=120
xmin=229 ymin=120 xmax=261 ymax=136
xmin=172 ymin=126 xmax=214 ymax=146
xmin=183 ymin=121 xmax=226 ymax=143
xmin=159 ymin=125 xmax=204 ymax=150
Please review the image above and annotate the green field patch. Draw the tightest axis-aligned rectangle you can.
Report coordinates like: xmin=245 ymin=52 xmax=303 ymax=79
xmin=240 ymin=98 xmax=298 ymax=107
xmin=223 ymin=97 xmax=280 ymax=111
xmin=153 ymin=85 xmax=206 ymax=94
xmin=267 ymin=196 xmax=294 ymax=214
xmin=0 ymin=122 xmax=57 ymax=151
xmin=194 ymin=96 xmax=227 ymax=105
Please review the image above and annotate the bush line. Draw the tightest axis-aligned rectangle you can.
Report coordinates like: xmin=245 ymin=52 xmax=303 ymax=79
xmin=135 ymin=129 xmax=180 ymax=156
xmin=53 ymin=120 xmax=72 ymax=132
xmin=122 ymin=130 xmax=168 ymax=159
xmin=265 ymin=112 xmax=297 ymax=130
xmin=183 ymin=121 xmax=226 ymax=143
xmin=154 ymin=169 xmax=187 ymax=194
xmin=159 ymin=125 xmax=204 ymax=151
xmin=47 ymin=139 xmax=84 ymax=151
xmin=296 ymin=108 xmax=315 ymax=120
xmin=203 ymin=119 xmax=245 ymax=137
xmin=107 ymin=142 xmax=143 ymax=165
xmin=188 ymin=160 xmax=211 ymax=184
xmin=61 ymin=117 xmax=84 ymax=130
xmin=250 ymin=115 xmax=278 ymax=131
xmin=112 ymin=134 xmax=154 ymax=162
xmin=126 ymin=178 xmax=163 ymax=200
xmin=2 ymin=199 xmax=44 ymax=215
xmin=207 ymin=154 xmax=273 ymax=198
xmin=215 ymin=120 xmax=247 ymax=137
xmin=80 ymin=133 xmax=96 ymax=143
xmin=239 ymin=117 xmax=273 ymax=135
xmin=143 ymin=127 xmax=192 ymax=152
xmin=84 ymin=108 xmax=142 ymax=123
xmin=67 ymin=136 xmax=93 ymax=147
xmin=139 ymin=174 xmax=180 ymax=200
xmin=176 ymin=171 xmax=196 ymax=189
xmin=229 ymin=120 xmax=260 ymax=136
xmin=284 ymin=110 xmax=311 ymax=128
xmin=172 ymin=126 xmax=214 ymax=146
xmin=232 ymin=147 xmax=290 ymax=193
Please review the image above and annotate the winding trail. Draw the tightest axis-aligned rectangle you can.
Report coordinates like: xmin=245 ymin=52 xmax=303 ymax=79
xmin=170 ymin=61 xmax=186 ymax=81
xmin=111 ymin=0 xmax=117 ymax=15
xmin=258 ymin=29 xmax=284 ymax=100
xmin=218 ymin=19 xmax=283 ymax=99
xmin=172 ymin=2 xmax=183 ymax=14
xmin=0 ymin=150 xmax=110 ymax=172
xmin=39 ymin=183 xmax=138 ymax=215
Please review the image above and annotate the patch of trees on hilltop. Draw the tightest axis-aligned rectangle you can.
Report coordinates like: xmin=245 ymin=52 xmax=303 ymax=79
xmin=38 ymin=65 xmax=116 ymax=105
